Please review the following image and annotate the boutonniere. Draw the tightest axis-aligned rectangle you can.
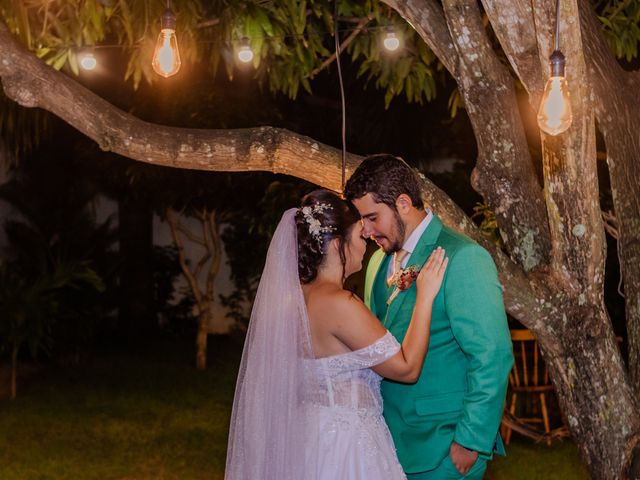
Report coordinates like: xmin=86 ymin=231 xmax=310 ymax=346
xmin=387 ymin=265 xmax=420 ymax=305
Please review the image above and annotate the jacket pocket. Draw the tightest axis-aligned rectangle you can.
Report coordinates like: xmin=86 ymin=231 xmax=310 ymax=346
xmin=415 ymin=391 xmax=465 ymax=416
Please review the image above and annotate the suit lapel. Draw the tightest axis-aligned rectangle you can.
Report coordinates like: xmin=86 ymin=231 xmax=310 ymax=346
xmin=385 ymin=214 xmax=444 ymax=326
xmin=364 ymin=249 xmax=388 ymax=316
xmin=373 ymin=254 xmax=392 ymax=318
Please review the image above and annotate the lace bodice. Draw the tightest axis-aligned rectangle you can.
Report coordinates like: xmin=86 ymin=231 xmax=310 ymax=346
xmin=303 ymin=331 xmax=401 ymax=412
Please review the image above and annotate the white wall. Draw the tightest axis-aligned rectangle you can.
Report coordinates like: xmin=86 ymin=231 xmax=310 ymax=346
xmin=153 ymin=214 xmax=238 ymax=334
xmin=0 ymin=174 xmax=239 ymax=333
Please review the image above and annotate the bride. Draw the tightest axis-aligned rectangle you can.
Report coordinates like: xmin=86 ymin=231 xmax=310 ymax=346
xmin=225 ymin=189 xmax=447 ymax=480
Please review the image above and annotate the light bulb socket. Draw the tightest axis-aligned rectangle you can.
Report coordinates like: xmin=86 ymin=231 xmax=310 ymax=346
xmin=549 ymin=50 xmax=566 ymax=77
xmin=240 ymin=36 xmax=250 ymax=48
xmin=160 ymin=8 xmax=177 ymax=30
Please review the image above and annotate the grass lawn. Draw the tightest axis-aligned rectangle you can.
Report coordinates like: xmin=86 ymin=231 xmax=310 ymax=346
xmin=0 ymin=335 xmax=590 ymax=479
xmin=487 ymin=438 xmax=589 ymax=479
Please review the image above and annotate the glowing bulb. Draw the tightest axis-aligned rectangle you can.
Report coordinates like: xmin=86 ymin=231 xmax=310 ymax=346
xmin=537 ymin=77 xmax=572 ymax=135
xmin=152 ymin=8 xmax=181 ymax=78
xmin=79 ymin=52 xmax=97 ymax=71
xmin=383 ymin=31 xmax=400 ymax=52
xmin=238 ymin=38 xmax=254 ymax=63
xmin=537 ymin=50 xmax=572 ymax=136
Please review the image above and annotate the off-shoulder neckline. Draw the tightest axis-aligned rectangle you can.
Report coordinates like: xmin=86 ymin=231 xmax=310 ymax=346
xmin=309 ymin=330 xmax=393 ymax=361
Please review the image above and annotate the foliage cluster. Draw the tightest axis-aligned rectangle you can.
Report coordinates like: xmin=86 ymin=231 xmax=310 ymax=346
xmin=0 ymin=0 xmax=443 ymax=104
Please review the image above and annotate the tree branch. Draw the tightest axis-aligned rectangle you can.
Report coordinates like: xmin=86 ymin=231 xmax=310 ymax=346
xmin=205 ymin=210 xmax=221 ymax=299
xmin=602 ymin=210 xmax=619 ymax=241
xmin=307 ymin=16 xmax=372 ymax=79
xmin=166 ymin=208 xmax=204 ymax=308
xmin=193 ymin=250 xmax=211 ymax=288
xmin=176 ymin=222 xmax=206 ymax=246
xmin=481 ymin=0 xmax=546 ymax=100
xmin=380 ymin=0 xmax=460 ymax=77
xmin=0 ymin=21 xmax=360 ymax=193
xmin=196 ymin=18 xmax=220 ymax=29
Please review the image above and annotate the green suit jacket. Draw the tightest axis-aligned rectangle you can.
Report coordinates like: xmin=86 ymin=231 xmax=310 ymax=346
xmin=364 ymin=214 xmax=514 ymax=474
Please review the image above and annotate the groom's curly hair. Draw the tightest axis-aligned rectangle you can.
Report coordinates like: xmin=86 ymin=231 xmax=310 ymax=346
xmin=344 ymin=154 xmax=424 ymax=210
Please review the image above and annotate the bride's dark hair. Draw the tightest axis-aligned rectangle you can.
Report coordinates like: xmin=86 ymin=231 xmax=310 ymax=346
xmin=295 ymin=190 xmax=361 ymax=284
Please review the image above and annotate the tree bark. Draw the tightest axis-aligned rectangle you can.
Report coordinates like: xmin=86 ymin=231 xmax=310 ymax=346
xmin=441 ymin=0 xmax=552 ymax=272
xmin=578 ymin=0 xmax=640 ymax=399
xmin=196 ymin=310 xmax=210 ymax=370
xmin=165 ymin=208 xmax=224 ymax=369
xmin=384 ymin=0 xmax=552 ymax=273
xmin=542 ymin=304 xmax=640 ymax=479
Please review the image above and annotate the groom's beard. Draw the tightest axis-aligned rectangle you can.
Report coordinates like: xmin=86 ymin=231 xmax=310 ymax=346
xmin=379 ymin=210 xmax=406 ymax=255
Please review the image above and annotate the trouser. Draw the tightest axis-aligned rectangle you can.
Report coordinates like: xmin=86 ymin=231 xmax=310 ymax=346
xmin=406 ymin=454 xmax=487 ymax=480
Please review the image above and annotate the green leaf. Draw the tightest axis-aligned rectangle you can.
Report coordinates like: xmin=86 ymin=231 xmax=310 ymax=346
xmin=254 ymin=8 xmax=274 ymax=36
xmin=598 ymin=16 xmax=614 ymax=29
xmin=68 ymin=50 xmax=79 ymax=76
xmin=52 ymin=51 xmax=69 ymax=71
xmin=35 ymin=47 xmax=52 ymax=59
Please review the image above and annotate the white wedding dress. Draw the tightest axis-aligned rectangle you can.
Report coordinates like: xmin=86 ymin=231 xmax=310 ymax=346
xmin=303 ymin=331 xmax=407 ymax=479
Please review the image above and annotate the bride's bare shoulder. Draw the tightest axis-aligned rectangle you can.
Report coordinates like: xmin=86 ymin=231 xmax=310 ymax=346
xmin=305 ymin=283 xmax=366 ymax=315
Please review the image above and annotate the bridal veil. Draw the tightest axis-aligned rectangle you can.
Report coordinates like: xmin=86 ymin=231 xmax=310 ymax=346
xmin=225 ymin=208 xmax=315 ymax=479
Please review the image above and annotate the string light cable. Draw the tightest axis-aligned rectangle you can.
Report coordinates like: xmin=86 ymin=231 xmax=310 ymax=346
xmin=58 ymin=23 xmax=404 ymax=56
xmin=334 ymin=0 xmax=348 ymax=193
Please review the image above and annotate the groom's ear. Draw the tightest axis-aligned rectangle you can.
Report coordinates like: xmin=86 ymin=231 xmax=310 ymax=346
xmin=395 ymin=194 xmax=413 ymax=215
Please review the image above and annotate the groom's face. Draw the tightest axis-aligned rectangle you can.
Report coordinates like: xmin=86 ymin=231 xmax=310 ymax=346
xmin=352 ymin=193 xmax=405 ymax=255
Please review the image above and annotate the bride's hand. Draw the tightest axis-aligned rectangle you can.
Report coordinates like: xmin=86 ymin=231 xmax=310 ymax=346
xmin=416 ymin=247 xmax=448 ymax=301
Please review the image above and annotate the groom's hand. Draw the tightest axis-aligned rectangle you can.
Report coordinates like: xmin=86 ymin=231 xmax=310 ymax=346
xmin=450 ymin=442 xmax=478 ymax=475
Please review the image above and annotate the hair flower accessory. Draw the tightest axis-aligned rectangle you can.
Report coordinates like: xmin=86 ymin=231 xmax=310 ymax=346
xmin=387 ymin=265 xmax=420 ymax=305
xmin=300 ymin=203 xmax=336 ymax=245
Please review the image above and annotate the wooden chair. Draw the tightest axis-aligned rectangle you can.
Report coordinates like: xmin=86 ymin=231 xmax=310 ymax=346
xmin=503 ymin=329 xmax=555 ymax=446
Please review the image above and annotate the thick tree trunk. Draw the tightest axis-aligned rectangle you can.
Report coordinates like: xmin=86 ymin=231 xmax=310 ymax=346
xmin=196 ymin=310 xmax=210 ymax=370
xmin=578 ymin=0 xmax=640 ymax=398
xmin=542 ymin=303 xmax=640 ymax=478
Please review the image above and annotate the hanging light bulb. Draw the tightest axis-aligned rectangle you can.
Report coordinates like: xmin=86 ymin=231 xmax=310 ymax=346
xmin=537 ymin=51 xmax=572 ymax=135
xmin=79 ymin=52 xmax=97 ymax=71
xmin=152 ymin=6 xmax=181 ymax=78
xmin=537 ymin=0 xmax=572 ymax=135
xmin=237 ymin=37 xmax=254 ymax=63
xmin=383 ymin=27 xmax=400 ymax=52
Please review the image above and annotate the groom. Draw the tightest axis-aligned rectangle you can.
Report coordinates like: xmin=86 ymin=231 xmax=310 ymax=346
xmin=345 ymin=155 xmax=514 ymax=479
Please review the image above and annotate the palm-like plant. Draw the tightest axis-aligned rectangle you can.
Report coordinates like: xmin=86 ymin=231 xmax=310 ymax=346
xmin=0 ymin=155 xmax=115 ymax=398
xmin=0 ymin=256 xmax=103 ymax=399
